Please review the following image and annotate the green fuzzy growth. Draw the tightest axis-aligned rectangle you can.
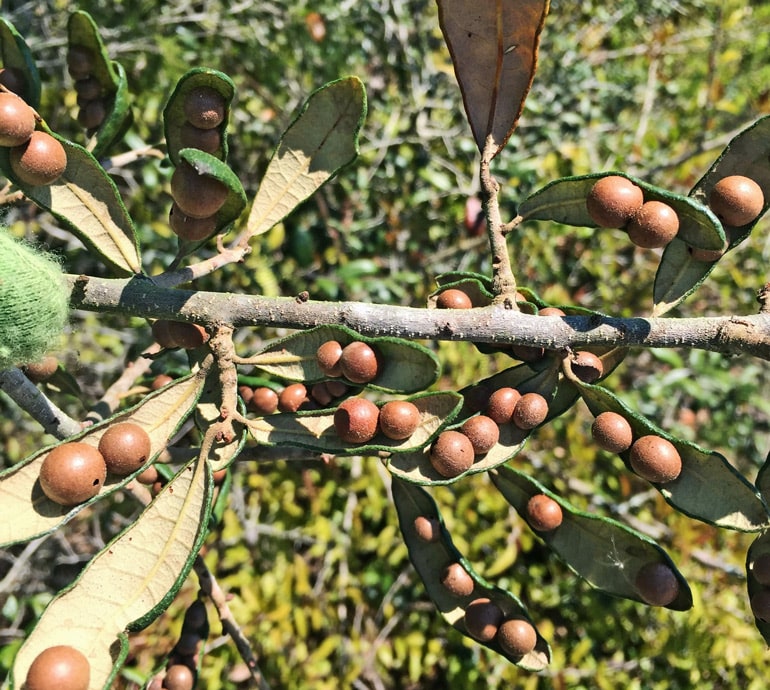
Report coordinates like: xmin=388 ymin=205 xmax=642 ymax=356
xmin=0 ymin=229 xmax=68 ymax=370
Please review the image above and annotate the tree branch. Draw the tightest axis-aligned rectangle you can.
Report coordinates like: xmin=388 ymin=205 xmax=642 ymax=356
xmin=65 ymin=273 xmax=770 ymax=360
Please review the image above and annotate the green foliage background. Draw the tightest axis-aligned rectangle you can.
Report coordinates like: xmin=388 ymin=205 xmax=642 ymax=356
xmin=2 ymin=1 xmax=770 ymax=688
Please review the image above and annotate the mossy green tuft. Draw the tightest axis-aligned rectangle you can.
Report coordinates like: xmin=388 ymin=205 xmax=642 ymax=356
xmin=0 ymin=229 xmax=68 ymax=369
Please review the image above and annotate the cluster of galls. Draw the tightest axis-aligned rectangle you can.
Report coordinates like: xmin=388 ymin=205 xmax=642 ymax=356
xmin=169 ymin=87 xmax=228 ymax=241
xmin=412 ymin=515 xmax=539 ymax=658
xmin=586 ymin=174 xmax=764 ymax=257
xmin=316 ymin=339 xmax=425 ymax=444
xmin=38 ymin=422 xmax=151 ymax=506
xmin=67 ymin=44 xmax=108 ymax=130
xmin=591 ymin=410 xmax=682 ymax=485
xmin=428 ymin=387 xmax=548 ymax=479
xmin=239 ymin=379 xmax=350 ymax=415
xmin=0 ymin=90 xmax=66 ymax=186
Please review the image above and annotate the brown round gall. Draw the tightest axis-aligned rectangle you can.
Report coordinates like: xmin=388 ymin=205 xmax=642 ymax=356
xmin=586 ymin=175 xmax=644 ymax=228
xmin=39 ymin=442 xmax=107 ymax=506
xmin=429 ymin=430 xmax=475 ymax=478
xmin=333 ymin=397 xmax=380 ymax=444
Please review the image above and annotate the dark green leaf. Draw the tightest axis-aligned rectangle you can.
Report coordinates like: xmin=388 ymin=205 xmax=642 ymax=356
xmin=746 ymin=532 xmax=770 ymax=644
xmin=429 ymin=277 xmax=494 ymax=308
xmin=391 ymin=477 xmax=550 ymax=670
xmin=519 ymin=172 xmax=725 ymax=254
xmin=654 ymin=117 xmax=770 ymax=315
xmin=689 ymin=115 xmax=770 ymax=248
xmin=754 ymin=449 xmax=770 ymax=504
xmin=89 ymin=61 xmax=133 ymax=158
xmin=490 ymin=466 xmax=692 ymax=610
xmin=173 ymin=148 xmax=247 ymax=255
xmin=0 ymin=18 xmax=41 ymax=107
xmin=163 ymin=68 xmax=235 ymax=166
xmin=578 ymin=382 xmax=769 ymax=532
xmin=652 ymin=239 xmax=716 ymax=316
xmin=68 ymin=11 xmax=131 ymax=156
xmin=250 ymin=325 xmax=440 ymax=393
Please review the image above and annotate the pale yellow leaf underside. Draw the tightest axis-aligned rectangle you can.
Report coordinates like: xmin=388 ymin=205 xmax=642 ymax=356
xmin=0 ymin=373 xmax=203 ymax=547
xmin=11 ymin=457 xmax=208 ymax=689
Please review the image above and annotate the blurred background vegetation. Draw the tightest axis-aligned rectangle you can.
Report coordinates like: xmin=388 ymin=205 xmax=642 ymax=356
xmin=2 ymin=0 xmax=770 ymax=687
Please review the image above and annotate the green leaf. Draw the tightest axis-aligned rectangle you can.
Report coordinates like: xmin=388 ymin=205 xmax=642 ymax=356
xmin=391 ymin=478 xmax=550 ymax=669
xmin=247 ymin=391 xmax=461 ymax=455
xmin=0 ymin=372 xmax=205 ymax=547
xmin=67 ymin=11 xmax=121 ymax=89
xmin=755 ymin=450 xmax=770 ymax=504
xmin=654 ymin=116 xmax=770 ymax=315
xmin=0 ymin=18 xmax=41 ymax=107
xmin=249 ymin=325 xmax=440 ymax=393
xmin=89 ymin=61 xmax=133 ymax=158
xmin=163 ymin=68 xmax=235 ymax=166
xmin=0 ymin=134 xmax=141 ymax=275
xmin=746 ymin=532 xmax=770 ymax=644
xmin=519 ymin=172 xmax=725 ymax=252
xmin=434 ymin=270 xmax=494 ymax=293
xmin=10 ymin=456 xmax=212 ymax=690
xmin=67 ymin=11 xmax=131 ymax=157
xmin=429 ymin=276 xmax=494 ymax=308
xmin=652 ymin=239 xmax=716 ymax=316
xmin=245 ymin=76 xmax=366 ymax=238
xmin=578 ymin=382 xmax=769 ymax=532
xmin=173 ymin=148 xmax=247 ymax=255
xmin=436 ymin=0 xmax=549 ymax=161
xmin=389 ymin=362 xmax=559 ymax=485
xmin=689 ymin=115 xmax=770 ymax=248
xmin=653 ymin=116 xmax=770 ymax=316
xmin=490 ymin=466 xmax=693 ymax=610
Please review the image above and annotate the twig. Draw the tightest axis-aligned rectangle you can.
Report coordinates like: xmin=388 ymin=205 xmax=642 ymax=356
xmin=0 ymin=368 xmax=82 ymax=439
xmin=480 ymin=136 xmax=518 ymax=301
xmin=85 ymin=342 xmax=161 ymax=425
xmin=192 ymin=554 xmax=272 ymax=690
xmin=66 ymin=273 xmax=770 ymax=360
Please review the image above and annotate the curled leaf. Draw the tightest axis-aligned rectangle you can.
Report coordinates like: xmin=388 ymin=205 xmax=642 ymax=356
xmin=490 ymin=466 xmax=692 ymax=610
xmin=0 ymin=372 xmax=205 ymax=547
xmin=249 ymin=325 xmax=440 ymax=393
xmin=689 ymin=115 xmax=770 ymax=247
xmin=578 ymin=381 xmax=769 ymax=532
xmin=10 ymin=456 xmax=212 ymax=690
xmin=172 ymin=148 xmax=247 ymax=254
xmin=163 ymin=67 xmax=235 ymax=166
xmin=0 ymin=18 xmax=41 ymax=107
xmin=653 ymin=116 xmax=770 ymax=315
xmin=245 ymin=76 xmax=366 ymax=238
xmin=247 ymin=391 xmax=462 ymax=455
xmin=437 ymin=0 xmax=550 ymax=160
xmin=746 ymin=532 xmax=770 ymax=643
xmin=67 ymin=10 xmax=131 ymax=156
xmin=0 ymin=134 xmax=141 ymax=275
xmin=391 ymin=477 xmax=550 ymax=669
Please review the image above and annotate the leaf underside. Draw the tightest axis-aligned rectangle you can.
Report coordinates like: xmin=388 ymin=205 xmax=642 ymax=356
xmin=437 ymin=0 xmax=549 ymax=160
